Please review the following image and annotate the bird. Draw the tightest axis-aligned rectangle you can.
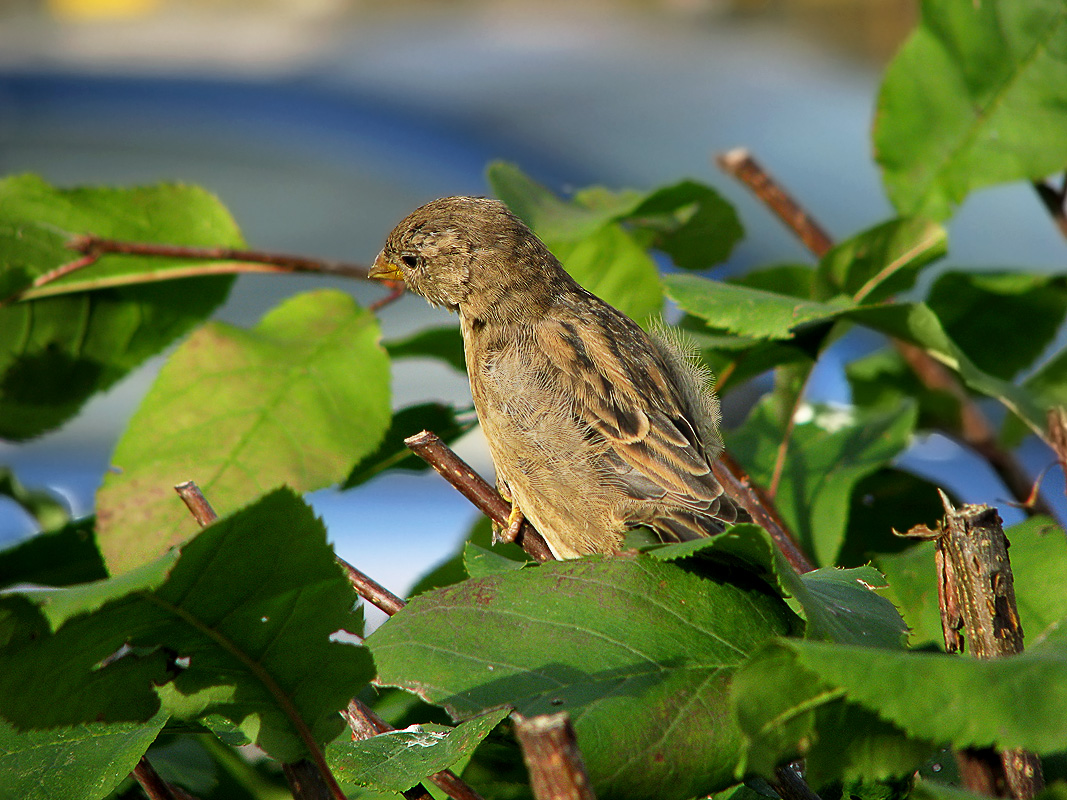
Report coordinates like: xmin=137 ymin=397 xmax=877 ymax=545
xmin=369 ymin=196 xmax=740 ymax=560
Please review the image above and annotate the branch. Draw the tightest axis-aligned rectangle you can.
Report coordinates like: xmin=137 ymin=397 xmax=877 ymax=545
xmin=3 ymin=235 xmax=404 ymax=307
xmin=717 ymin=147 xmax=1055 ymax=523
xmin=513 ymin=712 xmax=597 ymax=800
xmin=714 ymin=453 xmax=815 ymax=574
xmin=716 ymin=149 xmax=833 ymax=257
xmin=132 ymin=757 xmax=188 ymax=800
xmin=900 ymin=493 xmax=1044 ymax=799
xmin=404 ymin=430 xmax=555 ymax=563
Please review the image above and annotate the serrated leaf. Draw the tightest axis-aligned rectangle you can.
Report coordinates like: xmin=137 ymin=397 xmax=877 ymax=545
xmin=96 ymin=289 xmax=390 ymax=573
xmin=0 ymin=175 xmax=240 ymax=440
xmin=814 ymin=217 xmax=946 ymax=303
xmin=665 ymin=274 xmax=849 ymax=340
xmin=0 ymin=488 xmax=373 ymax=763
xmin=731 ymin=644 xmax=934 ymax=785
xmin=0 ymin=713 xmax=167 ymax=800
xmin=327 ymin=708 xmax=510 ymax=792
xmin=367 ymin=554 xmax=795 ymax=800
xmin=875 ymin=1 xmax=1067 ymax=218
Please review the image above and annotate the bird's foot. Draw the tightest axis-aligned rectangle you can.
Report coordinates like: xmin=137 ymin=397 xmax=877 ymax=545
xmin=493 ymin=503 xmax=525 ymax=545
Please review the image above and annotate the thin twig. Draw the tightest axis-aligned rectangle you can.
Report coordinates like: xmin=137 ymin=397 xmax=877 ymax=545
xmin=336 ymin=558 xmax=406 ymax=616
xmin=67 ymin=235 xmax=372 ymax=279
xmin=132 ymin=757 xmax=185 ymax=800
xmin=174 ymin=480 xmax=219 ymax=525
xmin=717 ymin=147 xmax=1055 ymax=524
xmin=716 ymin=148 xmax=833 ymax=257
xmin=714 ymin=453 xmax=815 ymax=574
xmin=512 ymin=712 xmax=597 ymax=800
xmin=404 ymin=430 xmax=555 ymax=563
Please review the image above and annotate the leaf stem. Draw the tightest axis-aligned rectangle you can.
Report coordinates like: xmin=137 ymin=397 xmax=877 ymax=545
xmin=132 ymin=756 xmax=185 ymax=800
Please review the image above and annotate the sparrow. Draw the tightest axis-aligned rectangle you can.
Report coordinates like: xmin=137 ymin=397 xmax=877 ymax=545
xmin=370 ymin=196 xmax=739 ymax=559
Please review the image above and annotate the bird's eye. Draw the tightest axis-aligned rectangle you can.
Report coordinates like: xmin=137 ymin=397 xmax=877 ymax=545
xmin=400 ymin=253 xmax=419 ymax=269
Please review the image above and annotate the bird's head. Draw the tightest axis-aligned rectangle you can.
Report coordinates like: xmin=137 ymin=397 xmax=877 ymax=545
xmin=369 ymin=196 xmax=568 ymax=320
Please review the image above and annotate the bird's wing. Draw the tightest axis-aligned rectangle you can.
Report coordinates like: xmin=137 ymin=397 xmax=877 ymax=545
xmin=535 ymin=303 xmax=733 ymax=529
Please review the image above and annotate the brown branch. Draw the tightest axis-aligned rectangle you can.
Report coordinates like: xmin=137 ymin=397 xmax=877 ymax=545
xmin=716 ymin=148 xmax=833 ymax=257
xmin=174 ymin=480 xmax=219 ymax=525
xmin=900 ymin=493 xmax=1044 ymax=799
xmin=714 ymin=453 xmax=815 ymax=574
xmin=404 ymin=430 xmax=555 ymax=563
xmin=513 ymin=712 xmax=597 ymax=800
xmin=1047 ymin=409 xmax=1067 ymax=508
xmin=132 ymin=757 xmax=187 ymax=800
xmin=67 ymin=235 xmax=372 ymax=279
xmin=336 ymin=558 xmax=407 ymax=616
xmin=718 ymin=147 xmax=1055 ymax=524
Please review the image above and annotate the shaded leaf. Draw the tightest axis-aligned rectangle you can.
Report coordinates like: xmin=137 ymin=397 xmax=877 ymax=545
xmin=0 ymin=517 xmax=106 ymax=589
xmin=385 ymin=325 xmax=466 ymax=374
xmin=730 ymin=399 xmax=918 ymax=566
xmin=96 ymin=289 xmax=391 ymax=574
xmin=0 ymin=713 xmax=167 ymax=800
xmin=327 ymin=708 xmax=510 ymax=792
xmin=0 ymin=488 xmax=373 ymax=763
xmin=368 ymin=554 xmax=795 ymax=800
xmin=875 ymin=1 xmax=1067 ymax=218
xmin=927 ymin=271 xmax=1067 ymax=380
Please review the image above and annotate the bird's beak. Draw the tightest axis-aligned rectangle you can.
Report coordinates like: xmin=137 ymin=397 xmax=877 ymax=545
xmin=368 ymin=251 xmax=405 ymax=282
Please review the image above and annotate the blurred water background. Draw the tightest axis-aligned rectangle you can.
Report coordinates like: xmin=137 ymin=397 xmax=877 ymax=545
xmin=1 ymin=0 xmax=1063 ymax=622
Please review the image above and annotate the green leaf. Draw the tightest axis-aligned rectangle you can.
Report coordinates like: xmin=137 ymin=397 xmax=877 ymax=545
xmin=463 ymin=542 xmax=528 ymax=579
xmin=814 ymin=217 xmax=946 ymax=303
xmin=731 ymin=645 xmax=935 ymax=785
xmin=95 ymin=289 xmax=391 ymax=574
xmin=0 ymin=488 xmax=373 ymax=763
xmin=645 ymin=525 xmax=907 ymax=648
xmin=0 ymin=176 xmax=241 ymax=440
xmin=342 ymin=402 xmax=476 ymax=489
xmin=385 ymin=325 xmax=466 ymax=374
xmin=367 ymin=554 xmax=796 ymax=800
xmin=0 ymin=713 xmax=167 ymax=800
xmin=0 ymin=517 xmax=106 ymax=589
xmin=664 ymin=274 xmax=849 ymax=340
xmin=927 ymin=271 xmax=1067 ymax=380
xmin=875 ymin=1 xmax=1067 ymax=218
xmin=611 ymin=179 xmax=743 ymax=270
xmin=730 ymin=399 xmax=918 ymax=566
xmin=327 ymin=708 xmax=510 ymax=792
